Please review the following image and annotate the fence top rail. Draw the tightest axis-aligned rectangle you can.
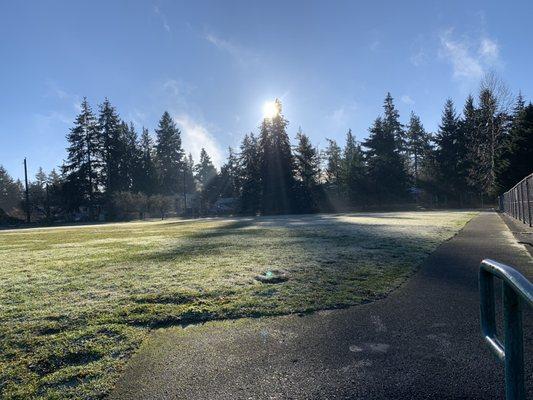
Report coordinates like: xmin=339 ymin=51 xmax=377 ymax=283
xmin=480 ymin=259 xmax=533 ymax=307
xmin=502 ymin=173 xmax=533 ymax=196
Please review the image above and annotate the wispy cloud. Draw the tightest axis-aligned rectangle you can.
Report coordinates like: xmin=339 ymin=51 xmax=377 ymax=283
xmin=153 ymin=5 xmax=170 ymax=32
xmin=400 ymin=95 xmax=415 ymax=105
xmin=126 ymin=109 xmax=148 ymax=129
xmin=409 ymin=34 xmax=431 ymax=67
xmin=410 ymin=48 xmax=426 ymax=67
xmin=162 ymin=79 xmax=181 ymax=97
xmin=369 ymin=39 xmax=380 ymax=52
xmin=367 ymin=29 xmax=381 ymax=52
xmin=173 ymin=114 xmax=223 ymax=167
xmin=44 ymin=80 xmax=81 ymax=112
xmin=328 ymin=102 xmax=358 ymax=127
xmin=439 ymin=29 xmax=501 ymax=84
xmin=33 ymin=111 xmax=71 ymax=126
xmin=204 ymin=32 xmax=258 ymax=66
xmin=479 ymin=38 xmax=499 ymax=62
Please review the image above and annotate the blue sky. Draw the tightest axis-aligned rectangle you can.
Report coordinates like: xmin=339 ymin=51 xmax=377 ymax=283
xmin=1 ymin=0 xmax=532 ymax=180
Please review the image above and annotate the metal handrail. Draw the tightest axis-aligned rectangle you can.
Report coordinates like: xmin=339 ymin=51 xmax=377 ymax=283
xmin=479 ymin=259 xmax=533 ymax=400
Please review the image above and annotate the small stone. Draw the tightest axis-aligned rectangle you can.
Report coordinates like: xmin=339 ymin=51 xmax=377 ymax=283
xmin=255 ymin=269 xmax=289 ymax=284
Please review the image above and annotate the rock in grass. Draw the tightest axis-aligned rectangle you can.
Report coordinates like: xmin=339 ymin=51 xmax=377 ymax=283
xmin=255 ymin=269 xmax=289 ymax=284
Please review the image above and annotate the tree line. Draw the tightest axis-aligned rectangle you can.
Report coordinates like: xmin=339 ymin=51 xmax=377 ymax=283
xmin=1 ymin=75 xmax=532 ymax=223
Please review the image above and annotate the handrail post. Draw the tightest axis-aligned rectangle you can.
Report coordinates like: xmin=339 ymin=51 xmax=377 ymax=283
xmin=479 ymin=259 xmax=532 ymax=400
xmin=503 ymin=282 xmax=525 ymax=400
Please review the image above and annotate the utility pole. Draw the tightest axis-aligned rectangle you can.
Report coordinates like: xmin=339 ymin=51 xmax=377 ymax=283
xmin=23 ymin=157 xmax=30 ymax=223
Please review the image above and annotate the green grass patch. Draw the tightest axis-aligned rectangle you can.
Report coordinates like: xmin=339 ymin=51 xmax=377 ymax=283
xmin=0 ymin=211 xmax=476 ymax=399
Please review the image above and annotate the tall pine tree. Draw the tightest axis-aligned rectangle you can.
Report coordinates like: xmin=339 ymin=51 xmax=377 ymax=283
xmin=294 ymin=128 xmax=321 ymax=212
xmin=383 ymin=93 xmax=406 ymax=153
xmin=136 ymin=127 xmax=158 ymax=195
xmin=405 ymin=112 xmax=431 ymax=187
xmin=342 ymin=129 xmax=366 ymax=205
xmin=155 ymin=111 xmax=185 ymax=195
xmin=363 ymin=117 xmax=409 ymax=203
xmin=496 ymin=100 xmax=533 ymax=190
xmin=183 ymin=153 xmax=196 ymax=194
xmin=239 ymin=133 xmax=261 ymax=214
xmin=324 ymin=139 xmax=342 ymax=188
xmin=194 ymin=148 xmax=217 ymax=187
xmin=435 ymin=99 xmax=469 ymax=202
xmin=123 ymin=122 xmax=141 ymax=191
xmin=98 ymin=98 xmax=123 ymax=195
xmin=258 ymin=99 xmax=296 ymax=214
xmin=62 ymin=98 xmax=103 ymax=216
xmin=219 ymin=147 xmax=240 ymax=198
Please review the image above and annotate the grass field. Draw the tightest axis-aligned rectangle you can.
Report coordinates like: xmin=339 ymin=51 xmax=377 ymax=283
xmin=0 ymin=211 xmax=476 ymax=399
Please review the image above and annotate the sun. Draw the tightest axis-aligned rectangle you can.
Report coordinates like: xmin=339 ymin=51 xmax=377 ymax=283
xmin=262 ymin=100 xmax=279 ymax=119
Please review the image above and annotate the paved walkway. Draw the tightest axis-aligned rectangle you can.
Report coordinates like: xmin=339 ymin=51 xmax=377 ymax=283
xmin=110 ymin=212 xmax=533 ymax=399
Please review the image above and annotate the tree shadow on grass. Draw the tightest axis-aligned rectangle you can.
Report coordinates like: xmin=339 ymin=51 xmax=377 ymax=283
xmin=116 ymin=213 xmax=469 ymax=329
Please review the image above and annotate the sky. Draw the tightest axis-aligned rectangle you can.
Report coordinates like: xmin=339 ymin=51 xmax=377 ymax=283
xmin=1 ymin=0 xmax=532 ymax=180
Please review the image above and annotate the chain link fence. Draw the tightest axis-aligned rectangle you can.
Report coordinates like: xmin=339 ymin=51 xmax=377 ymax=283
xmin=499 ymin=173 xmax=533 ymax=227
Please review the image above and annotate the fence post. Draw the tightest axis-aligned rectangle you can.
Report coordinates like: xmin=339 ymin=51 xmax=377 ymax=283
xmin=516 ymin=183 xmax=523 ymax=222
xmin=526 ymin=178 xmax=532 ymax=227
xmin=514 ymin=186 xmax=520 ymax=219
xmin=513 ymin=186 xmax=518 ymax=219
xmin=513 ymin=190 xmax=516 ymax=219
xmin=521 ymin=182 xmax=526 ymax=224
xmin=520 ymin=185 xmax=524 ymax=222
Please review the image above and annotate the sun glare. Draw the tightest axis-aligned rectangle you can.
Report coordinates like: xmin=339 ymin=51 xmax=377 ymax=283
xmin=262 ymin=100 xmax=279 ymax=119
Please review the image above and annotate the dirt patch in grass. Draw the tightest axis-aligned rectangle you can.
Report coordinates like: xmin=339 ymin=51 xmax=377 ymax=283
xmin=0 ymin=211 xmax=476 ymax=399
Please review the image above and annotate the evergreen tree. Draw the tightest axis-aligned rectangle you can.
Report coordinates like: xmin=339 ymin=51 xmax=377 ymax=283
xmin=205 ymin=148 xmax=241 ymax=208
xmin=183 ymin=153 xmax=196 ymax=193
xmin=475 ymin=89 xmax=498 ymax=195
xmin=35 ymin=167 xmax=47 ymax=187
xmin=363 ymin=117 xmax=409 ymax=203
xmin=123 ymin=122 xmax=141 ymax=191
xmin=496 ymin=102 xmax=533 ymax=190
xmin=323 ymin=139 xmax=342 ymax=188
xmin=405 ymin=112 xmax=431 ymax=187
xmin=467 ymin=81 xmax=512 ymax=197
xmin=136 ymin=127 xmax=158 ymax=195
xmin=342 ymin=129 xmax=366 ymax=205
xmin=461 ymin=95 xmax=479 ymax=193
xmin=294 ymin=128 xmax=321 ymax=212
xmin=62 ymin=98 xmax=103 ymax=216
xmin=155 ymin=111 xmax=185 ymax=195
xmin=0 ymin=165 xmax=23 ymax=214
xmin=258 ymin=99 xmax=296 ymax=214
xmin=98 ymin=98 xmax=123 ymax=194
xmin=194 ymin=149 xmax=218 ymax=212
xmin=383 ymin=93 xmax=406 ymax=153
xmin=219 ymin=147 xmax=240 ymax=198
xmin=194 ymin=148 xmax=217 ymax=187
xmin=239 ymin=133 xmax=261 ymax=214
xmin=29 ymin=167 xmax=48 ymax=215
xmin=46 ymin=169 xmax=63 ymax=218
xmin=48 ymin=169 xmax=61 ymax=186
xmin=495 ymin=93 xmax=526 ymax=192
xmin=434 ymin=99 xmax=469 ymax=201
